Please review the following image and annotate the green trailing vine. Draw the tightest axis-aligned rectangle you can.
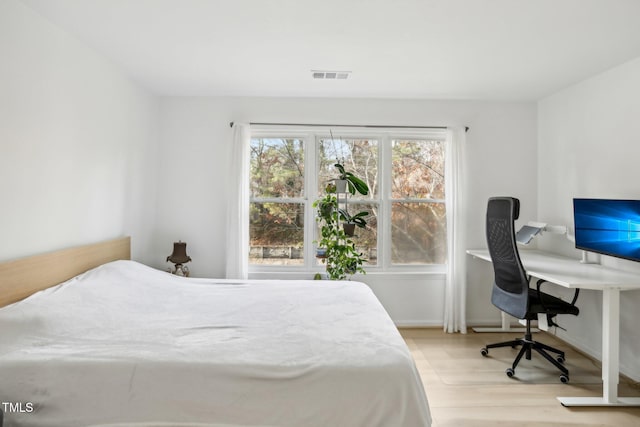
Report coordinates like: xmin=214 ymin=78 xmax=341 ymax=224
xmin=313 ymin=163 xmax=370 ymax=280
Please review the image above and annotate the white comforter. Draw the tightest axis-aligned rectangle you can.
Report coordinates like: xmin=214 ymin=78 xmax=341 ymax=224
xmin=0 ymin=260 xmax=430 ymax=427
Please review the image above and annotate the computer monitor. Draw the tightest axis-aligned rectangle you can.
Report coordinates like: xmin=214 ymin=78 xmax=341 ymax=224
xmin=573 ymin=198 xmax=640 ymax=262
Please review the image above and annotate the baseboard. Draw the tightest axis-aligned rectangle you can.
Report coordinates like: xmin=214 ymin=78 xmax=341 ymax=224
xmin=550 ymin=330 xmax=639 ymax=383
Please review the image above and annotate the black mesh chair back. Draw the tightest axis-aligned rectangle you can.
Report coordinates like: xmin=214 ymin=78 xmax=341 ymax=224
xmin=486 ymin=197 xmax=529 ymax=319
xmin=482 ymin=196 xmax=579 ymax=383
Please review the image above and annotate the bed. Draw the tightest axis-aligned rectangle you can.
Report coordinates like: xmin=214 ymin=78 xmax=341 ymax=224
xmin=0 ymin=238 xmax=430 ymax=427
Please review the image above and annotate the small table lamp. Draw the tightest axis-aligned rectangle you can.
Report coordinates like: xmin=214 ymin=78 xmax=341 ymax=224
xmin=167 ymin=241 xmax=191 ymax=276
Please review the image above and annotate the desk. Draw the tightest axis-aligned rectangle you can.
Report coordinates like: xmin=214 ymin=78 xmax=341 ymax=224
xmin=467 ymin=248 xmax=640 ymax=407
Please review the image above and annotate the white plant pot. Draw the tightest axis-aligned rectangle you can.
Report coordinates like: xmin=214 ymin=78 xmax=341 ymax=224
xmin=335 ymin=179 xmax=348 ymax=193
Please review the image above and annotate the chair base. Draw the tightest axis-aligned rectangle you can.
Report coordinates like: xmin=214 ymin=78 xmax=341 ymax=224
xmin=481 ymin=332 xmax=570 ymax=383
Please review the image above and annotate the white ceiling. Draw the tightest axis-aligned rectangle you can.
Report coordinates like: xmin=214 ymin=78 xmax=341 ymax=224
xmin=20 ymin=0 xmax=640 ymax=101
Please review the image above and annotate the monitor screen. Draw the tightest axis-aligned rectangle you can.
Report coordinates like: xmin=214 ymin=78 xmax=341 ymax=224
xmin=573 ymin=198 xmax=640 ymax=262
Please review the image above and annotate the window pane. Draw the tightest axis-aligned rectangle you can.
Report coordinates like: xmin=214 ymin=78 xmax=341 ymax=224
xmin=250 ymin=138 xmax=304 ymax=198
xmin=315 ymin=202 xmax=378 ymax=266
xmin=392 ymin=140 xmax=445 ymax=199
xmin=318 ymin=138 xmax=378 ymax=198
xmin=250 ymin=202 xmax=304 ymax=265
xmin=391 ymin=202 xmax=447 ymax=264
xmin=348 ymin=202 xmax=378 ymax=266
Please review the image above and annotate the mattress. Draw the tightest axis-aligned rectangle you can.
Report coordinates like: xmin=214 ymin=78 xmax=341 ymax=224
xmin=0 ymin=260 xmax=430 ymax=427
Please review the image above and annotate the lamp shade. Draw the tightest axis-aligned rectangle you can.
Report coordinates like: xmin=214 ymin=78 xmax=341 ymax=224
xmin=167 ymin=241 xmax=191 ymax=264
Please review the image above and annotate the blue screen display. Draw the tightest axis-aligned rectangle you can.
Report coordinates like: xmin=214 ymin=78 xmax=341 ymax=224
xmin=574 ymin=198 xmax=640 ymax=262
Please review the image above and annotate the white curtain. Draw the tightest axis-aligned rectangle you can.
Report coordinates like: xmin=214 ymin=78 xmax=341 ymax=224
xmin=226 ymin=123 xmax=251 ymax=279
xmin=443 ymin=127 xmax=468 ymax=333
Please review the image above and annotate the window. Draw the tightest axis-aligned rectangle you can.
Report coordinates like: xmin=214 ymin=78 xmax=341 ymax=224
xmin=390 ymin=139 xmax=446 ymax=264
xmin=249 ymin=137 xmax=305 ymax=265
xmin=317 ymin=137 xmax=379 ymax=266
xmin=249 ymin=128 xmax=447 ymax=271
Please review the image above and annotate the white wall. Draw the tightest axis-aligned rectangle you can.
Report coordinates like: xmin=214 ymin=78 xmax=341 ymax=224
xmin=154 ymin=96 xmax=537 ymax=325
xmin=0 ymin=0 xmax=159 ymax=264
xmin=538 ymin=56 xmax=640 ymax=380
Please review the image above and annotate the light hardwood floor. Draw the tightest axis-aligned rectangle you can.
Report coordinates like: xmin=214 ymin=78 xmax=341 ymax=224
xmin=400 ymin=328 xmax=640 ymax=427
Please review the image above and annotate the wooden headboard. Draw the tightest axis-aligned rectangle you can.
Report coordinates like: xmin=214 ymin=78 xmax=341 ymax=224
xmin=0 ymin=236 xmax=131 ymax=307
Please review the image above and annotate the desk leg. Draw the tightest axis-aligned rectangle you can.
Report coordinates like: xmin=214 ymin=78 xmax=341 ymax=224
xmin=603 ymin=288 xmax=619 ymax=403
xmin=558 ymin=288 xmax=640 ymax=406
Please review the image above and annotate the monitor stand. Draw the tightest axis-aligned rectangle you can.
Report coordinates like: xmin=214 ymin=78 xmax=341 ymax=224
xmin=579 ymin=250 xmax=599 ymax=264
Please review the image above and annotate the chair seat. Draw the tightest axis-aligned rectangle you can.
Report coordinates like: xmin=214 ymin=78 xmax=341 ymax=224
xmin=526 ymin=288 xmax=579 ymax=317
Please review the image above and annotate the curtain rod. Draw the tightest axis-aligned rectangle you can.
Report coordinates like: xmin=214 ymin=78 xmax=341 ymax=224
xmin=229 ymin=122 xmax=469 ymax=132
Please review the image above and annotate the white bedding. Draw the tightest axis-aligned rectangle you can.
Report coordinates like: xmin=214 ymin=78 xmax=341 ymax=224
xmin=0 ymin=260 xmax=430 ymax=427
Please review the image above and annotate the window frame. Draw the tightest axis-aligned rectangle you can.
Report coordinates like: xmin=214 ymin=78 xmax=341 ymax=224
xmin=248 ymin=126 xmax=447 ymax=275
xmin=249 ymin=130 xmax=315 ymax=272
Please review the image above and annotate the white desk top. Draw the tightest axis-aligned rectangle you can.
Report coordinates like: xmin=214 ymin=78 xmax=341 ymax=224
xmin=467 ymin=248 xmax=640 ymax=291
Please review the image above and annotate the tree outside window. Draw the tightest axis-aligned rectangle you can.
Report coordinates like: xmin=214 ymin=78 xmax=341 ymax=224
xmin=249 ymin=138 xmax=305 ymax=266
xmin=391 ymin=139 xmax=446 ymax=264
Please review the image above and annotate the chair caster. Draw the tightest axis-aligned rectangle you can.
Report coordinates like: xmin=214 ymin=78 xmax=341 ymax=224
xmin=560 ymin=374 xmax=569 ymax=383
xmin=506 ymin=368 xmax=515 ymax=378
xmin=556 ymin=355 xmax=565 ymax=364
xmin=481 ymin=347 xmax=488 ymax=357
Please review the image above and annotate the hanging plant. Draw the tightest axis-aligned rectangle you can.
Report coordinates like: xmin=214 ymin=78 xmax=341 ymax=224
xmin=312 ymin=193 xmax=366 ymax=280
xmin=334 ymin=163 xmax=369 ymax=196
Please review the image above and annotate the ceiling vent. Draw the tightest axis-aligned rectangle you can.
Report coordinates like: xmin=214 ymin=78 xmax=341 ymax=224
xmin=312 ymin=70 xmax=351 ymax=80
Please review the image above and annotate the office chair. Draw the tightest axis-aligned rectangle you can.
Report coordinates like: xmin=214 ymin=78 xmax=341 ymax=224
xmin=480 ymin=197 xmax=579 ymax=383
